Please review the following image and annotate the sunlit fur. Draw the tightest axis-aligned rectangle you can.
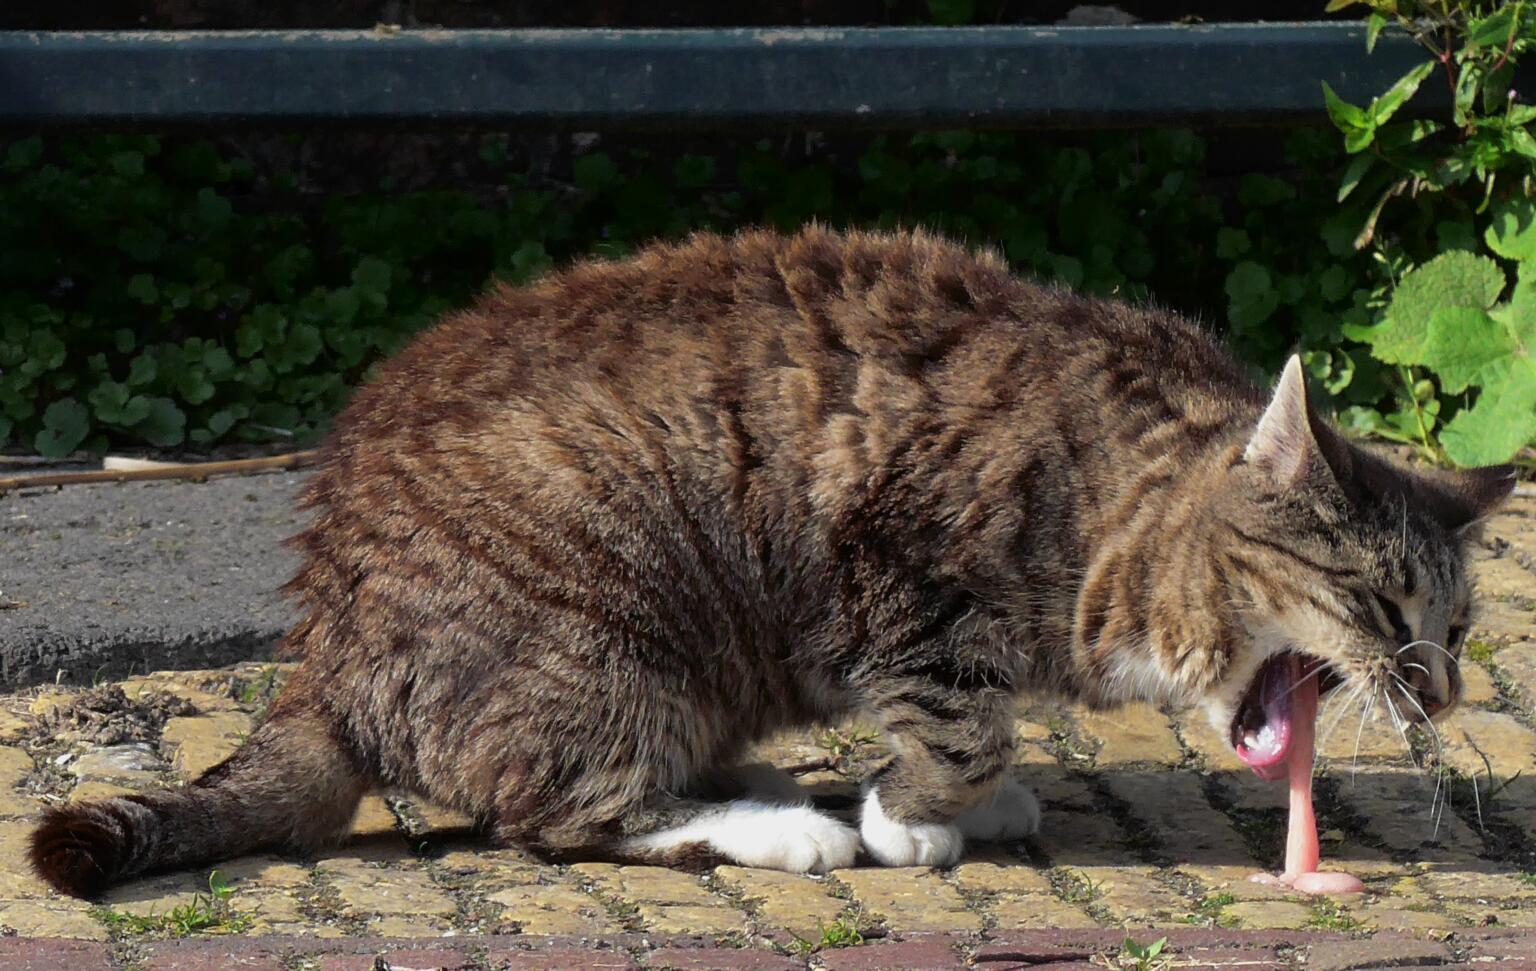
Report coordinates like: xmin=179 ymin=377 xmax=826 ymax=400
xmin=28 ymin=229 xmax=1514 ymax=897
xmin=1197 ymin=358 xmax=1509 ymax=755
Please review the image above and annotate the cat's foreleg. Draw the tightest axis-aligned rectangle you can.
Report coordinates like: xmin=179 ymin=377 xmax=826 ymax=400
xmin=859 ymin=683 xmax=1036 ymax=866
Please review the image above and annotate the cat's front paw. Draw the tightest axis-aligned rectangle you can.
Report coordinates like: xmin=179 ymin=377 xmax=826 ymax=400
xmin=859 ymin=789 xmax=964 ymax=867
xmin=955 ymin=776 xmax=1040 ymax=842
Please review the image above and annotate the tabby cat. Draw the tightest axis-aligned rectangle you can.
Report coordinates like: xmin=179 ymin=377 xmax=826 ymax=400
xmin=31 ymin=227 xmax=1514 ymax=896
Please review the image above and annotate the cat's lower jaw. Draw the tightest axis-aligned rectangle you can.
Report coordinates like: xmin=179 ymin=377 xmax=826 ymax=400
xmin=859 ymin=780 xmax=1040 ymax=867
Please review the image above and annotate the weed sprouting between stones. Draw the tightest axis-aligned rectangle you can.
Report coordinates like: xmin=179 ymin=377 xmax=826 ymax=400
xmin=92 ymin=870 xmax=254 ymax=938
xmin=787 ymin=912 xmax=866 ymax=955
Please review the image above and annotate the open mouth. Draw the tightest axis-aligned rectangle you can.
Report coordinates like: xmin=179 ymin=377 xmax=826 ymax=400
xmin=1229 ymin=651 xmax=1341 ymax=781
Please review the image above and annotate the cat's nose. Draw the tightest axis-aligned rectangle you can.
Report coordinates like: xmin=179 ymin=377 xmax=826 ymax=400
xmin=1399 ymin=654 xmax=1458 ymax=723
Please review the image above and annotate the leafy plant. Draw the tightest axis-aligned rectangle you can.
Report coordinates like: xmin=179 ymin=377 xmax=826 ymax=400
xmin=788 ymin=914 xmax=867 ymax=953
xmin=1323 ymin=0 xmax=1536 ymax=467
xmin=1183 ymin=890 xmax=1237 ymax=927
xmin=93 ymin=870 xmax=254 ymax=937
xmin=1304 ymin=897 xmax=1360 ymax=931
xmin=1054 ymin=868 xmax=1106 ymax=904
xmin=1115 ymin=936 xmax=1170 ymax=971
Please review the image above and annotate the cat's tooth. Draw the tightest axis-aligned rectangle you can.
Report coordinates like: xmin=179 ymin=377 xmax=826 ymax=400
xmin=1243 ymin=731 xmax=1261 ymax=750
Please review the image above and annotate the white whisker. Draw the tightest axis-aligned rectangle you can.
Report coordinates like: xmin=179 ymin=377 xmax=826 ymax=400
xmin=1397 ymin=639 xmax=1457 ymax=666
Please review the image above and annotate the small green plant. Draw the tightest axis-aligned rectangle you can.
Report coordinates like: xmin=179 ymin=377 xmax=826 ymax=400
xmin=813 ymin=726 xmax=879 ymax=766
xmin=93 ymin=870 xmax=254 ymax=937
xmin=1184 ymin=890 xmax=1237 ymax=927
xmin=1055 ymin=868 xmax=1106 ymax=904
xmin=788 ymin=914 xmax=866 ymax=954
xmin=1121 ymin=935 xmax=1170 ymax=971
xmin=1467 ymin=638 xmax=1499 ymax=664
xmin=1305 ymin=898 xmax=1360 ymax=931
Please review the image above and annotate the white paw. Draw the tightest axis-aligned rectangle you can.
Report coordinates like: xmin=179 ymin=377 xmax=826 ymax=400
xmin=625 ymin=802 xmax=858 ymax=874
xmin=955 ymin=777 xmax=1040 ymax=842
xmin=859 ymin=788 xmax=964 ymax=867
xmin=729 ymin=762 xmax=810 ymax=806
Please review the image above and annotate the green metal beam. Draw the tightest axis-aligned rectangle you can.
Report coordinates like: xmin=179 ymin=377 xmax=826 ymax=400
xmin=0 ymin=24 xmax=1453 ymax=129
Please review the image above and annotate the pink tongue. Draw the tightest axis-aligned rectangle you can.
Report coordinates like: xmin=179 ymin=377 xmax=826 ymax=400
xmin=1251 ymin=662 xmax=1366 ymax=896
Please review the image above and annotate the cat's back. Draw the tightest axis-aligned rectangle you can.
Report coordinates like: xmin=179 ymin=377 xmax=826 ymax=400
xmin=301 ymin=225 xmax=1252 ymax=536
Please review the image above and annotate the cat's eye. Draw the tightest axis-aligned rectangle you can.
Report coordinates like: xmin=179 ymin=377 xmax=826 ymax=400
xmin=1373 ymin=593 xmax=1413 ymax=645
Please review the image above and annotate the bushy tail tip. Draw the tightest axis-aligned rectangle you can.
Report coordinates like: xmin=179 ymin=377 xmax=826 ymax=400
xmin=28 ymin=800 xmax=136 ymax=898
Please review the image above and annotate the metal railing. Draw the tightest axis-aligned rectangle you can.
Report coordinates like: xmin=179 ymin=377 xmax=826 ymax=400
xmin=0 ymin=23 xmax=1441 ymax=129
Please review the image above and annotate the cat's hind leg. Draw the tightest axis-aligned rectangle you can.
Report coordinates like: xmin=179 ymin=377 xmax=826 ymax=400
xmin=620 ymin=796 xmax=859 ymax=873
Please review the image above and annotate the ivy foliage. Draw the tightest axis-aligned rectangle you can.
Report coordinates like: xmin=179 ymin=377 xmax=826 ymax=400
xmin=2 ymin=129 xmax=1244 ymax=456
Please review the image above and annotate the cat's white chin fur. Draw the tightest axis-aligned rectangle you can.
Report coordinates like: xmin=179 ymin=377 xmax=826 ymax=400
xmin=624 ymin=801 xmax=858 ymax=873
xmin=859 ymin=789 xmax=965 ymax=867
xmin=954 ymin=777 xmax=1041 ymax=841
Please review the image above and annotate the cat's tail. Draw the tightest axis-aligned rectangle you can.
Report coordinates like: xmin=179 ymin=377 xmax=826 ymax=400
xmin=28 ymin=692 xmax=367 ymax=898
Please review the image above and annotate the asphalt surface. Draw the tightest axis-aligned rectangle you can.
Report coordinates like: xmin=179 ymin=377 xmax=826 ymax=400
xmin=0 ymin=470 xmax=310 ymax=688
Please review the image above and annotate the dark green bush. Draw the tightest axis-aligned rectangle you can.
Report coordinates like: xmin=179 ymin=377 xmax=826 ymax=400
xmin=3 ymin=122 xmax=1505 ymax=464
xmin=0 ymin=129 xmax=1245 ymax=456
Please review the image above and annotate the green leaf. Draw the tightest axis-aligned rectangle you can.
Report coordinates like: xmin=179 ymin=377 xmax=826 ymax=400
xmin=1439 ymin=367 xmax=1536 ymax=465
xmin=34 ymin=398 xmax=89 ymax=457
xmin=87 ymin=380 xmax=129 ymax=420
xmin=1215 ymin=227 xmax=1251 ymax=259
xmin=572 ymin=153 xmax=619 ymax=192
xmin=351 ymin=256 xmax=392 ymax=295
xmin=1319 ymin=265 xmax=1351 ymax=302
xmin=1322 ymin=82 xmax=1372 ymax=146
xmin=1366 ymin=12 xmax=1387 ymax=53
xmin=1421 ymin=306 xmax=1509 ymax=393
xmin=324 ymin=288 xmax=360 ymax=325
xmin=110 ymin=151 xmax=144 ymax=178
xmin=133 ymin=397 xmax=186 ymax=447
xmin=195 ymin=186 xmax=233 ymax=224
xmin=4 ymin=136 xmax=42 ymax=171
xmin=116 ymin=225 xmax=166 ymax=262
xmin=1454 ymin=63 xmax=1480 ymax=127
xmin=125 ymin=273 xmax=158 ymax=305
xmin=1485 ymin=197 xmax=1536 ymax=261
xmin=1369 ymin=61 xmax=1434 ymax=128
xmin=1508 ymin=127 xmax=1536 ymax=161
xmin=1338 ymin=154 xmax=1373 ymax=202
xmin=177 ymin=367 xmax=216 ymax=405
xmin=1362 ymin=251 xmax=1506 ymax=365
xmin=1225 ymin=261 xmax=1279 ymax=329
xmin=127 ymin=352 xmax=158 ymax=387
xmin=1436 ymin=219 xmax=1477 ymax=253
xmin=1467 ymin=5 xmax=1519 ymax=49
xmin=203 ymin=346 xmax=234 ymax=379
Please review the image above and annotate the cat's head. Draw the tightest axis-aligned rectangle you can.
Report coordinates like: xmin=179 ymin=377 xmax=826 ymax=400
xmin=1201 ymin=355 xmax=1515 ymax=776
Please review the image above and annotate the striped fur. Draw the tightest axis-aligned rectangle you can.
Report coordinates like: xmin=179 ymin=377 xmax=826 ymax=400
xmin=31 ymin=227 xmax=1514 ymax=894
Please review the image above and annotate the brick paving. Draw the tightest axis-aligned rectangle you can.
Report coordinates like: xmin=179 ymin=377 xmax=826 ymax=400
xmin=0 ymin=493 xmax=1533 ymax=968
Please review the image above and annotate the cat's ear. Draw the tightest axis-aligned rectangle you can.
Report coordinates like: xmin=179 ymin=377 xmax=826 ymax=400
xmin=1244 ymin=355 xmax=1326 ymax=487
xmin=1378 ymin=462 xmax=1517 ymax=532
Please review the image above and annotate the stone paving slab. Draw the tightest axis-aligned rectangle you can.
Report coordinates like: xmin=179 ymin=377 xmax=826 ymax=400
xmin=0 ymin=491 xmax=1531 ymax=961
xmin=6 ymin=929 xmax=1536 ymax=970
